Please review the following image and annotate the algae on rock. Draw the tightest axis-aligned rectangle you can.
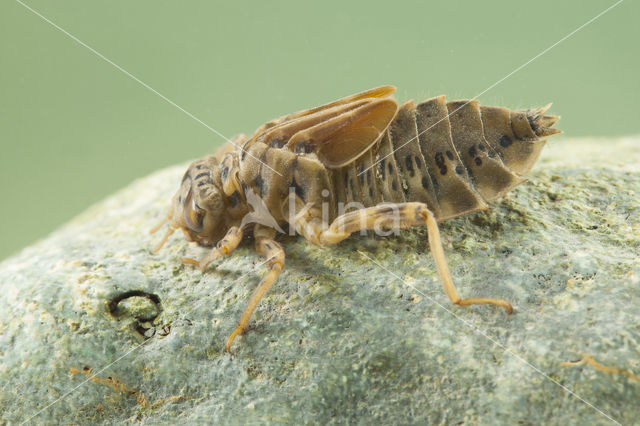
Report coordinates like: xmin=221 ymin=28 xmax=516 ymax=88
xmin=0 ymin=137 xmax=639 ymax=424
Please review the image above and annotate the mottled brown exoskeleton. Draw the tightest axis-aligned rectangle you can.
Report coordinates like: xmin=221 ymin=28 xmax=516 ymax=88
xmin=151 ymin=86 xmax=561 ymax=352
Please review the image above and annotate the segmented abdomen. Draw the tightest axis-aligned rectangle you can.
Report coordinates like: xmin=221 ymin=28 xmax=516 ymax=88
xmin=331 ymin=96 xmax=559 ymax=221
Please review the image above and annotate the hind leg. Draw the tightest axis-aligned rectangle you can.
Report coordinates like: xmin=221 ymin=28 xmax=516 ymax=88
xmin=291 ymin=202 xmax=512 ymax=314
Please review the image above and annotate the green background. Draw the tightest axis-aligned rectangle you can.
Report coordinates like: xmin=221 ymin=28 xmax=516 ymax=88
xmin=0 ymin=0 xmax=638 ymax=261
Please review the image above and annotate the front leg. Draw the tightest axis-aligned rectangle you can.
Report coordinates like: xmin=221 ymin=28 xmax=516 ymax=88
xmin=290 ymin=202 xmax=512 ymax=314
xmin=225 ymin=225 xmax=285 ymax=353
xmin=182 ymin=226 xmax=243 ymax=271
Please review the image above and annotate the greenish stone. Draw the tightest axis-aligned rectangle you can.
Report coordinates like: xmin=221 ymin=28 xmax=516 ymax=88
xmin=1 ymin=137 xmax=638 ymax=424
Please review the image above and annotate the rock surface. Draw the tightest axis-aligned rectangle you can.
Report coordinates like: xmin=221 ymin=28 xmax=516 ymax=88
xmin=1 ymin=137 xmax=639 ymax=425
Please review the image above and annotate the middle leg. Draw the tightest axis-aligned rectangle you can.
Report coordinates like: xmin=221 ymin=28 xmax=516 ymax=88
xmin=225 ymin=224 xmax=285 ymax=353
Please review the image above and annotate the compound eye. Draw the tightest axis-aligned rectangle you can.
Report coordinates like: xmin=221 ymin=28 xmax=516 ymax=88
xmin=183 ymin=190 xmax=205 ymax=233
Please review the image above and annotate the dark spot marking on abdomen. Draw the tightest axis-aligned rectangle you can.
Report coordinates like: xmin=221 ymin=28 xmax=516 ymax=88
xmin=421 ymin=176 xmax=430 ymax=189
xmin=405 ymin=155 xmax=415 ymax=177
xmin=499 ymin=135 xmax=513 ymax=147
xmin=435 ymin=152 xmax=447 ymax=175
xmin=291 ymin=176 xmax=305 ymax=201
xmin=255 ymin=174 xmax=266 ymax=197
